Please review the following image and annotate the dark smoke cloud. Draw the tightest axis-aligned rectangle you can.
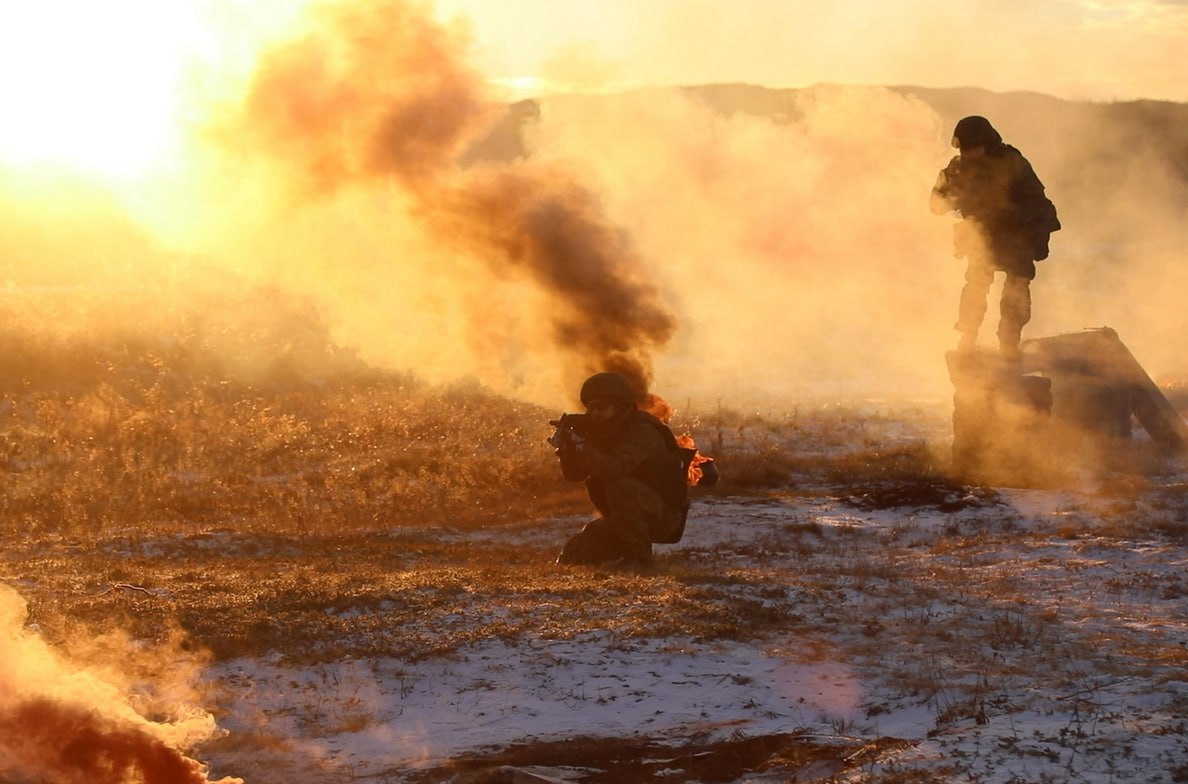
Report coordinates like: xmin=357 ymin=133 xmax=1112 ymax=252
xmin=229 ymin=0 xmax=674 ymax=397
xmin=431 ymin=167 xmax=676 ymax=397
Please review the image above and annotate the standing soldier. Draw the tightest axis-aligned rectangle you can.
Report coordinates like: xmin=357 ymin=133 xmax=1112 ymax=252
xmin=931 ymin=115 xmax=1060 ymax=361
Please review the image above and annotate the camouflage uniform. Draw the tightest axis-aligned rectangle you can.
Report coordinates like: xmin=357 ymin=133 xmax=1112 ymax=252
xmin=931 ymin=116 xmax=1060 ymax=357
xmin=555 ymin=374 xmax=688 ymax=566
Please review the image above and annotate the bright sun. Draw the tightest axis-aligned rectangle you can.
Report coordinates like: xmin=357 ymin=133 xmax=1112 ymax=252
xmin=0 ymin=1 xmax=276 ymax=181
xmin=0 ymin=1 xmax=208 ymax=179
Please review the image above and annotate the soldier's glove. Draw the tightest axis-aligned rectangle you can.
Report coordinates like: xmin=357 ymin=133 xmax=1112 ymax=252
xmin=548 ymin=423 xmax=586 ymax=454
xmin=568 ymin=431 xmax=587 ymax=454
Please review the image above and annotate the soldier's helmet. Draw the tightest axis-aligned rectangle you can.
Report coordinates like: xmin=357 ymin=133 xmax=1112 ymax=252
xmin=580 ymin=372 xmax=637 ymax=409
xmin=952 ymin=115 xmax=1002 ymax=150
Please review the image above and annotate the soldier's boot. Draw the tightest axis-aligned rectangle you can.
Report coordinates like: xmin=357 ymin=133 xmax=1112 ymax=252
xmin=624 ymin=541 xmax=653 ymax=566
xmin=557 ymin=519 xmax=620 ymax=565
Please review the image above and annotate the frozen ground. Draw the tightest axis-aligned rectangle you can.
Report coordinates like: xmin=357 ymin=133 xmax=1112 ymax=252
xmin=201 ymin=469 xmax=1188 ymax=783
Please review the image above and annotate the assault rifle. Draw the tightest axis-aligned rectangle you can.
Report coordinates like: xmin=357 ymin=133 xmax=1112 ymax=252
xmin=547 ymin=412 xmax=590 ymax=451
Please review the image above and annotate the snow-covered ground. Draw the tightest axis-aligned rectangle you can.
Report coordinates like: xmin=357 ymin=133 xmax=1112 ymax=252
xmin=201 ymin=470 xmax=1188 ymax=783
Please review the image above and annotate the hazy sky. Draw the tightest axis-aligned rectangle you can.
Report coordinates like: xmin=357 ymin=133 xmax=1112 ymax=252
xmin=433 ymin=0 xmax=1188 ymax=103
xmin=0 ymin=0 xmax=1184 ymax=177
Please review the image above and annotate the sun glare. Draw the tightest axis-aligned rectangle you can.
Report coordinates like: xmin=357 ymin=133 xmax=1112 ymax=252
xmin=0 ymin=2 xmax=211 ymax=180
xmin=490 ymin=75 xmax=548 ymax=100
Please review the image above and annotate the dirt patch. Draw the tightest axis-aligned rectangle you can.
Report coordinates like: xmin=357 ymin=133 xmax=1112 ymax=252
xmin=842 ymin=477 xmax=1000 ymax=512
xmin=403 ymin=732 xmax=915 ymax=783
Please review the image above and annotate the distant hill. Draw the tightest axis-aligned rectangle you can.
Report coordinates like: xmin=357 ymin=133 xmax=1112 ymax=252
xmin=465 ymin=83 xmax=1188 ymax=226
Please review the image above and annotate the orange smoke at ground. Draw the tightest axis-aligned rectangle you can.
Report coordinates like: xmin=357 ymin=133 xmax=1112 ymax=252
xmin=0 ymin=585 xmax=237 ymax=784
xmin=0 ymin=698 xmax=237 ymax=784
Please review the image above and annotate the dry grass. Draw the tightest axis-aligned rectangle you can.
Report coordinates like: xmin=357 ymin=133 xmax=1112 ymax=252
xmin=0 ymin=289 xmax=962 ymax=544
xmin=7 ymin=524 xmax=817 ymax=665
xmin=4 ymin=291 xmax=1187 ymax=782
xmin=2 ymin=307 xmax=1175 ymax=670
xmin=0 ymin=289 xmax=956 ymax=669
xmin=0 ymin=292 xmax=580 ymax=538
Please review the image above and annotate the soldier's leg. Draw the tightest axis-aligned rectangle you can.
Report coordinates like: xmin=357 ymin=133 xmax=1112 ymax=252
xmin=557 ymin=518 xmax=621 ymax=564
xmin=955 ymin=263 xmax=995 ymax=349
xmin=602 ymin=478 xmax=663 ymax=564
xmin=997 ymin=274 xmax=1032 ymax=357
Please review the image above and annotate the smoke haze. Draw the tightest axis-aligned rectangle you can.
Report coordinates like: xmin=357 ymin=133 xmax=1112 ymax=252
xmin=195 ymin=0 xmax=675 ymax=399
xmin=0 ymin=585 xmax=237 ymax=783
xmin=0 ymin=0 xmax=1185 ymax=410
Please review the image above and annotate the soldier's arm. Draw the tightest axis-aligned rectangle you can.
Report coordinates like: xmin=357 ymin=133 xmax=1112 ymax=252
xmin=930 ymin=162 xmax=960 ymax=215
xmin=556 ymin=445 xmax=591 ymax=482
xmin=1014 ymin=161 xmax=1046 ymax=203
xmin=1010 ymin=157 xmax=1058 ymax=229
xmin=576 ymin=422 xmax=664 ymax=480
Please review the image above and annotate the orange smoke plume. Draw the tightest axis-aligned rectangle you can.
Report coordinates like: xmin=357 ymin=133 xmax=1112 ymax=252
xmin=237 ymin=0 xmax=488 ymax=191
xmin=677 ymin=433 xmax=717 ymax=487
xmin=228 ymin=0 xmax=675 ymax=395
xmin=642 ymin=394 xmax=717 ymax=486
xmin=641 ymin=392 xmax=675 ymax=423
